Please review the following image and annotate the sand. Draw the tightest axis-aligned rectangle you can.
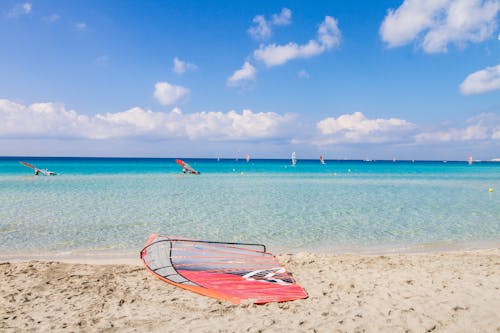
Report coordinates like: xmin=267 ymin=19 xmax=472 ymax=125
xmin=1 ymin=249 xmax=499 ymax=333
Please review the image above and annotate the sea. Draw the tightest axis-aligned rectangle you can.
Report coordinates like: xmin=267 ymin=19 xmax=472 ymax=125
xmin=0 ymin=157 xmax=499 ymax=256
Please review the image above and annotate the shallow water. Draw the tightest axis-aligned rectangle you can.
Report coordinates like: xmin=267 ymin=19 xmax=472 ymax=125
xmin=0 ymin=157 xmax=499 ymax=254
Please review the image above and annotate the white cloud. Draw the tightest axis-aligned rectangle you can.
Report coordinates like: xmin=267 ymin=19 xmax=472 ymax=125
xmin=248 ymin=15 xmax=272 ymax=40
xmin=297 ymin=70 xmax=310 ymax=79
xmin=272 ymin=8 xmax=292 ymax=26
xmin=181 ymin=109 xmax=295 ymax=140
xmin=313 ymin=112 xmax=499 ymax=146
xmin=75 ymin=22 xmax=87 ymax=31
xmin=248 ymin=8 xmax=292 ymax=40
xmin=42 ymin=14 xmax=60 ymax=23
xmin=154 ymin=81 xmax=190 ymax=106
xmin=227 ymin=62 xmax=256 ymax=86
xmin=316 ymin=112 xmax=415 ymax=144
xmin=460 ymin=64 xmax=500 ymax=94
xmin=8 ymin=2 xmax=32 ymax=17
xmin=317 ymin=16 xmax=342 ymax=48
xmin=415 ymin=113 xmax=500 ymax=142
xmin=172 ymin=57 xmax=197 ymax=74
xmin=380 ymin=0 xmax=500 ymax=53
xmin=254 ymin=16 xmax=341 ymax=67
xmin=0 ymin=99 xmax=294 ymax=141
xmin=23 ymin=3 xmax=31 ymax=12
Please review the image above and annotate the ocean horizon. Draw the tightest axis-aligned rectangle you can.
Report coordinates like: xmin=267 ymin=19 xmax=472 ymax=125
xmin=1 ymin=156 xmax=499 ymax=256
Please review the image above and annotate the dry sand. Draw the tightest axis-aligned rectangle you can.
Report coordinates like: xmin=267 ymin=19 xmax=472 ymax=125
xmin=1 ymin=249 xmax=499 ymax=332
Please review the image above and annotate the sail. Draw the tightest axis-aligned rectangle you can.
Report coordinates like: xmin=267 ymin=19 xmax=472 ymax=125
xmin=19 ymin=161 xmax=57 ymax=176
xmin=20 ymin=161 xmax=37 ymax=170
xmin=176 ymin=159 xmax=200 ymax=174
xmin=291 ymin=152 xmax=296 ymax=166
xmin=140 ymin=234 xmax=308 ymax=304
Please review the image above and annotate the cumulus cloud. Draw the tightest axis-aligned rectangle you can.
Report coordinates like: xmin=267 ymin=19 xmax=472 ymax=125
xmin=271 ymin=8 xmax=292 ymax=26
xmin=380 ymin=0 xmax=500 ymax=53
xmin=248 ymin=16 xmax=271 ymax=40
xmin=227 ymin=62 xmax=256 ymax=86
xmin=0 ymin=99 xmax=294 ymax=141
xmin=316 ymin=112 xmax=415 ymax=144
xmin=415 ymin=113 xmax=500 ymax=142
xmin=22 ymin=2 xmax=31 ymax=13
xmin=181 ymin=109 xmax=295 ymax=140
xmin=460 ymin=64 xmax=500 ymax=94
xmin=248 ymin=8 xmax=292 ymax=40
xmin=172 ymin=57 xmax=197 ymax=74
xmin=8 ymin=2 xmax=32 ymax=17
xmin=254 ymin=16 xmax=341 ymax=67
xmin=154 ymin=81 xmax=190 ymax=106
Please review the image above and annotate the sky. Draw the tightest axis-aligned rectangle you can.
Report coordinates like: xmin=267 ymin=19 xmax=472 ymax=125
xmin=1 ymin=0 xmax=499 ymax=160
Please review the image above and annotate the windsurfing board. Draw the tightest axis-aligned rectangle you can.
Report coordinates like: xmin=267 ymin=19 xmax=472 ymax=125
xmin=19 ymin=161 xmax=57 ymax=176
xmin=140 ymin=234 xmax=308 ymax=304
xmin=175 ymin=159 xmax=200 ymax=174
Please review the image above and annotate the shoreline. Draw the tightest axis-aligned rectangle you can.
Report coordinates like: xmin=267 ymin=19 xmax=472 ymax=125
xmin=1 ymin=239 xmax=499 ymax=265
xmin=1 ymin=248 xmax=499 ymax=332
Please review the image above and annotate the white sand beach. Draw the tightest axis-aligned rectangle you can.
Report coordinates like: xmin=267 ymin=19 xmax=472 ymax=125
xmin=1 ymin=249 xmax=499 ymax=332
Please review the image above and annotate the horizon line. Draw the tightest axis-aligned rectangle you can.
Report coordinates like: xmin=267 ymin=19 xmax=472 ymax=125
xmin=2 ymin=155 xmax=499 ymax=163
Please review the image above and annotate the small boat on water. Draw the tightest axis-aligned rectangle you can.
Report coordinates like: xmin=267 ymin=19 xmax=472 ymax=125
xmin=468 ymin=155 xmax=473 ymax=165
xmin=319 ymin=155 xmax=325 ymax=165
xmin=291 ymin=152 xmax=297 ymax=166
xmin=19 ymin=161 xmax=57 ymax=176
xmin=246 ymin=154 xmax=250 ymax=163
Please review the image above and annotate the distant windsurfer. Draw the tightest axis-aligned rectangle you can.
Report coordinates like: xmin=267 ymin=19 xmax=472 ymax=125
xmin=20 ymin=161 xmax=56 ymax=176
xmin=176 ymin=159 xmax=200 ymax=175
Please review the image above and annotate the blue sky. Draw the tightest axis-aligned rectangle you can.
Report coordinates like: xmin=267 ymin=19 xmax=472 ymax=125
xmin=1 ymin=0 xmax=499 ymax=160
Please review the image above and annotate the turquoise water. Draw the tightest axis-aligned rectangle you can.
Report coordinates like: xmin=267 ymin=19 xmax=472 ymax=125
xmin=0 ymin=157 xmax=499 ymax=254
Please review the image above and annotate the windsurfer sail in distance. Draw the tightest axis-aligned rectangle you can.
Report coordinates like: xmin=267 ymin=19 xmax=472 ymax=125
xmin=19 ymin=161 xmax=56 ymax=176
xmin=176 ymin=159 xmax=200 ymax=175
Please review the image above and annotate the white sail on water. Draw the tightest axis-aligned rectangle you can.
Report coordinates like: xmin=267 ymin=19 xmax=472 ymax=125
xmin=291 ymin=152 xmax=296 ymax=166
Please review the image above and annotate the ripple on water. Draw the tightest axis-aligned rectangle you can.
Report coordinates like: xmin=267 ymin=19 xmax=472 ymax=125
xmin=0 ymin=166 xmax=499 ymax=254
